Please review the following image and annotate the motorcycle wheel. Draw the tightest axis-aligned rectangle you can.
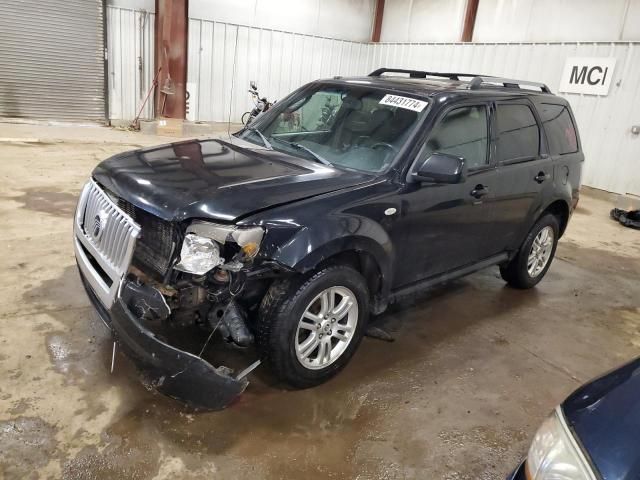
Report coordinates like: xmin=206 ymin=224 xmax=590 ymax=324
xmin=241 ymin=111 xmax=252 ymax=125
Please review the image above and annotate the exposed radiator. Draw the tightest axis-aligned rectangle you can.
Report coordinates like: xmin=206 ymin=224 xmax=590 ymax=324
xmin=115 ymin=196 xmax=177 ymax=279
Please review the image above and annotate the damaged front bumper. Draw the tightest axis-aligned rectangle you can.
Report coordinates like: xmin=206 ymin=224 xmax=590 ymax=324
xmin=73 ymin=180 xmax=249 ymax=410
xmin=79 ymin=270 xmax=248 ymax=410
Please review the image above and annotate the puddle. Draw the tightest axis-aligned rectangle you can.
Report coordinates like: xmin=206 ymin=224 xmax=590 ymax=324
xmin=0 ymin=417 xmax=59 ymax=479
xmin=3 ymin=187 xmax=79 ymax=217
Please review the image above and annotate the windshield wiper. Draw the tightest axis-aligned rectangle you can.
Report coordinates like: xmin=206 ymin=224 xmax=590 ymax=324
xmin=245 ymin=126 xmax=272 ymax=150
xmin=270 ymin=137 xmax=332 ymax=166
xmin=290 ymin=143 xmax=332 ymax=166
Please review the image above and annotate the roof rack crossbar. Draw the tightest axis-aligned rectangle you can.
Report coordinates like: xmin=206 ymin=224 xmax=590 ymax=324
xmin=468 ymin=75 xmax=551 ymax=93
xmin=368 ymin=68 xmax=475 ymax=81
xmin=368 ymin=68 xmax=551 ymax=94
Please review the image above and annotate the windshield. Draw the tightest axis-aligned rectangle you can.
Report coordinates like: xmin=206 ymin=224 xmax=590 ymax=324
xmin=236 ymin=84 xmax=429 ymax=173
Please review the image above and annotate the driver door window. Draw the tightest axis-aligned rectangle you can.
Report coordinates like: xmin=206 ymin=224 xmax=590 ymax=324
xmin=423 ymin=105 xmax=489 ymax=169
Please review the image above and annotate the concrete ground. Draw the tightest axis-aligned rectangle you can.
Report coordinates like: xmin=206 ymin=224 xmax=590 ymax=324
xmin=0 ymin=121 xmax=639 ymax=480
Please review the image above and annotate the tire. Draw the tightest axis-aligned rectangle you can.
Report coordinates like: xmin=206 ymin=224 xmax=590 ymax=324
xmin=500 ymin=213 xmax=560 ymax=289
xmin=256 ymin=265 xmax=369 ymax=388
xmin=241 ymin=111 xmax=251 ymax=125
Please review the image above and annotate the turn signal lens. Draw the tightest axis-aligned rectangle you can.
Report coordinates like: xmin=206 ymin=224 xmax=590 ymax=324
xmin=241 ymin=242 xmax=259 ymax=258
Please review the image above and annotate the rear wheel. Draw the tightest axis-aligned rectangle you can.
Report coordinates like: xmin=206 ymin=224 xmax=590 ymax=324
xmin=257 ymin=265 xmax=369 ymax=388
xmin=500 ymin=213 xmax=559 ymax=289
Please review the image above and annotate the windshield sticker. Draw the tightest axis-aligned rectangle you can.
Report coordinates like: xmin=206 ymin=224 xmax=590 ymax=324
xmin=379 ymin=94 xmax=427 ymax=112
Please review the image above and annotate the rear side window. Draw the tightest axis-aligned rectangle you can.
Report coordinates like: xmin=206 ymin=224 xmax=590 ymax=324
xmin=424 ymin=105 xmax=489 ymax=169
xmin=539 ymin=104 xmax=578 ymax=155
xmin=495 ymin=104 xmax=540 ymax=162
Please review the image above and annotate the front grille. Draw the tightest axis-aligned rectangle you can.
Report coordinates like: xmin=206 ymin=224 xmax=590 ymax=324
xmin=116 ymin=197 xmax=177 ymax=279
xmin=81 ymin=181 xmax=140 ymax=273
xmin=74 ymin=180 xmax=141 ymax=307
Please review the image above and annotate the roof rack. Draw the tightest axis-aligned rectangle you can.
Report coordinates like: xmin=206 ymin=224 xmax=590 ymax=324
xmin=368 ymin=68 xmax=480 ymax=81
xmin=368 ymin=68 xmax=551 ymax=94
xmin=467 ymin=75 xmax=551 ymax=93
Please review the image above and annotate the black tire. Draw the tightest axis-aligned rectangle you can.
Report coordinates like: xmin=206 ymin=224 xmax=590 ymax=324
xmin=500 ymin=213 xmax=560 ymax=289
xmin=256 ymin=265 xmax=369 ymax=388
xmin=241 ymin=111 xmax=251 ymax=125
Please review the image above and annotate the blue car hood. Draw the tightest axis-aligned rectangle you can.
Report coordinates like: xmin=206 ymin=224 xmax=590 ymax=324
xmin=562 ymin=357 xmax=640 ymax=480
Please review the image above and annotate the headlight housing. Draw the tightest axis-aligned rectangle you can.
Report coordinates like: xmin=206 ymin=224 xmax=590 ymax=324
xmin=526 ymin=406 xmax=596 ymax=480
xmin=175 ymin=233 xmax=223 ymax=275
xmin=174 ymin=221 xmax=264 ymax=275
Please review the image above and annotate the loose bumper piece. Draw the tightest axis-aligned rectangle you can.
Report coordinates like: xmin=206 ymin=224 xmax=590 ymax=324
xmin=79 ymin=271 xmax=248 ymax=410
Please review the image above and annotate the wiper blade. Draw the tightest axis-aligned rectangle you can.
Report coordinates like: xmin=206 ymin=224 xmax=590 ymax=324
xmin=268 ymin=137 xmax=332 ymax=166
xmin=245 ymin=126 xmax=272 ymax=150
xmin=288 ymin=142 xmax=332 ymax=166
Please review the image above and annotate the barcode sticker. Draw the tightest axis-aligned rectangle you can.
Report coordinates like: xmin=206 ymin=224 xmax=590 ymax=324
xmin=379 ymin=94 xmax=428 ymax=112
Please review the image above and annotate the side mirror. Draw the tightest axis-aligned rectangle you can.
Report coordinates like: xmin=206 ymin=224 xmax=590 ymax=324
xmin=411 ymin=152 xmax=467 ymax=184
xmin=250 ymin=80 xmax=257 ymax=90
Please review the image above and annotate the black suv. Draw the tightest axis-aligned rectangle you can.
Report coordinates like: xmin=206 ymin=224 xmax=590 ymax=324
xmin=74 ymin=68 xmax=583 ymax=409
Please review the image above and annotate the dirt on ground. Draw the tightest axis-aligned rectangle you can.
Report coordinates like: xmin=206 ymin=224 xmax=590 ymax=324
xmin=0 ymin=122 xmax=639 ymax=479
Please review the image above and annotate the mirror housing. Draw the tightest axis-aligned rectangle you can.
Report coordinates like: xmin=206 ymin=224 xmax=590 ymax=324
xmin=411 ymin=152 xmax=467 ymax=184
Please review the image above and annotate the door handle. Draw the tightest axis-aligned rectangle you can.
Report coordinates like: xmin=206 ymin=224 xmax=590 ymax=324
xmin=470 ymin=184 xmax=489 ymax=199
xmin=534 ymin=171 xmax=548 ymax=184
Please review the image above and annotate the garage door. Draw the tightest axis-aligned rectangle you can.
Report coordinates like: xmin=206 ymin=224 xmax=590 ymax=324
xmin=0 ymin=0 xmax=106 ymax=122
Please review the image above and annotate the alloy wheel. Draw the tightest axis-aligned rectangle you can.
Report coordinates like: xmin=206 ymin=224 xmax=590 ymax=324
xmin=294 ymin=286 xmax=359 ymax=370
xmin=527 ymin=225 xmax=554 ymax=278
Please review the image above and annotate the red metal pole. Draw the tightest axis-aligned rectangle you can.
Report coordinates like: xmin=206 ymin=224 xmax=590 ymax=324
xmin=371 ymin=0 xmax=385 ymax=43
xmin=154 ymin=0 xmax=188 ymax=119
xmin=461 ymin=0 xmax=480 ymax=42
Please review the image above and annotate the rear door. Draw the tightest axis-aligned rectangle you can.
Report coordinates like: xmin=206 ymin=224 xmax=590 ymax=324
xmin=486 ymin=100 xmax=555 ymax=254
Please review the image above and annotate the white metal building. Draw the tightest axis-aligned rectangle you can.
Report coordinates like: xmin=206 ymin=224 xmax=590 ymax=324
xmin=0 ymin=0 xmax=638 ymax=195
xmin=103 ymin=0 xmax=640 ymax=196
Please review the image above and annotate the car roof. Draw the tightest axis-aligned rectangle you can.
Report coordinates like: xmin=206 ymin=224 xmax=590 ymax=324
xmin=321 ymin=71 xmax=563 ymax=103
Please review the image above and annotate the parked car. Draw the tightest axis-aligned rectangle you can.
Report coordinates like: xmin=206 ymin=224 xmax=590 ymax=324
xmin=508 ymin=357 xmax=640 ymax=480
xmin=73 ymin=68 xmax=583 ymax=408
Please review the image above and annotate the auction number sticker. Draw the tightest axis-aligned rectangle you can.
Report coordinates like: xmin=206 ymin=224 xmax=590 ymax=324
xmin=379 ymin=94 xmax=427 ymax=112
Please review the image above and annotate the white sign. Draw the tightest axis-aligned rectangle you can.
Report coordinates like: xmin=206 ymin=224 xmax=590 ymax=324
xmin=559 ymin=57 xmax=616 ymax=96
xmin=379 ymin=94 xmax=428 ymax=112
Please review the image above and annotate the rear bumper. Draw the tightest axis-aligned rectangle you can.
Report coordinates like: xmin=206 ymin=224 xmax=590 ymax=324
xmin=79 ymin=268 xmax=248 ymax=410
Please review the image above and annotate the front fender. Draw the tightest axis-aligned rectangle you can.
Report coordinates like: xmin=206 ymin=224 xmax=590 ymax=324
xmin=260 ymin=216 xmax=394 ymax=293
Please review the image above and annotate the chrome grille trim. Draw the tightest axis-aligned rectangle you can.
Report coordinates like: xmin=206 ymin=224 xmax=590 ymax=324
xmin=73 ymin=179 xmax=141 ymax=308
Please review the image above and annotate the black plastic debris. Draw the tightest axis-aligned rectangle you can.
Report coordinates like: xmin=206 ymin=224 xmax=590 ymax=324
xmin=610 ymin=208 xmax=640 ymax=230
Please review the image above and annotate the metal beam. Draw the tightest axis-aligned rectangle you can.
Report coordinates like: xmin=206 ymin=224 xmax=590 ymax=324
xmin=371 ymin=0 xmax=385 ymax=43
xmin=154 ymin=0 xmax=188 ymax=119
xmin=461 ymin=0 xmax=479 ymax=42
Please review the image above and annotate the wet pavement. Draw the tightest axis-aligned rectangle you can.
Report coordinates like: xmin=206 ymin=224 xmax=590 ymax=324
xmin=1 ymin=122 xmax=639 ymax=479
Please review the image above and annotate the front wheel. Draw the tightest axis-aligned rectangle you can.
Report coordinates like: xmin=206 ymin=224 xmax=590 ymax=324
xmin=500 ymin=213 xmax=560 ymax=289
xmin=256 ymin=265 xmax=369 ymax=388
xmin=241 ymin=111 xmax=252 ymax=125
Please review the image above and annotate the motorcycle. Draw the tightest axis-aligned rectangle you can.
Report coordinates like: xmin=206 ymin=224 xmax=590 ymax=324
xmin=242 ymin=81 xmax=273 ymax=125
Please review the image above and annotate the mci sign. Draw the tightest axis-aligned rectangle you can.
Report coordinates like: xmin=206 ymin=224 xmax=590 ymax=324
xmin=559 ymin=57 xmax=616 ymax=96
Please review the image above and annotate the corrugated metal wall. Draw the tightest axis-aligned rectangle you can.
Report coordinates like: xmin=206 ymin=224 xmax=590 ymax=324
xmin=186 ymin=19 xmax=370 ymax=123
xmin=368 ymin=41 xmax=640 ymax=195
xmin=0 ymin=0 xmax=106 ymax=122
xmin=106 ymin=6 xmax=639 ymax=194
xmin=106 ymin=6 xmax=155 ymax=121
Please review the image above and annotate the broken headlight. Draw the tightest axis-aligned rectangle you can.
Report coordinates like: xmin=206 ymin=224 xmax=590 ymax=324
xmin=175 ymin=221 xmax=265 ymax=275
xmin=175 ymin=233 xmax=223 ymax=275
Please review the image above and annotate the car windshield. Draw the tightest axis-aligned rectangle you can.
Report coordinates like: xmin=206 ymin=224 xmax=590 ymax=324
xmin=236 ymin=84 xmax=429 ymax=173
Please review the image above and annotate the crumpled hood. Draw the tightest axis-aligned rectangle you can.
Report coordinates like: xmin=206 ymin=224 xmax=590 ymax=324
xmin=92 ymin=137 xmax=372 ymax=222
